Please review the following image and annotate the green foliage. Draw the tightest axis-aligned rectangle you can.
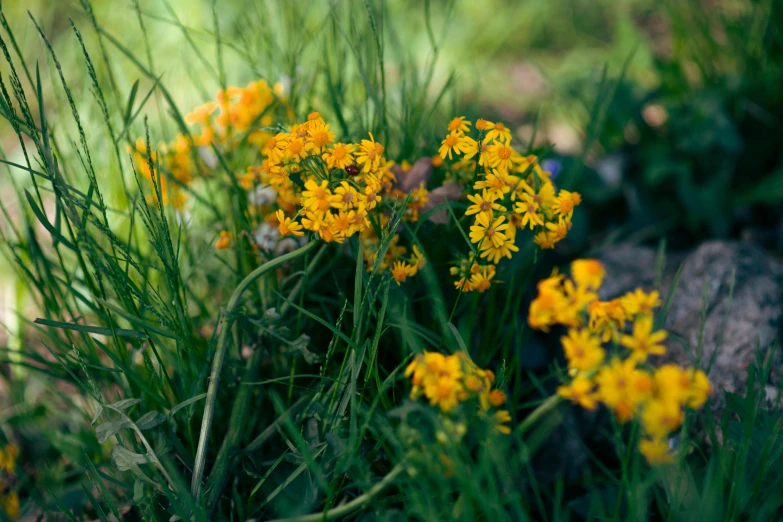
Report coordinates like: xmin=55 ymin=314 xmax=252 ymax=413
xmin=576 ymin=0 xmax=783 ymax=245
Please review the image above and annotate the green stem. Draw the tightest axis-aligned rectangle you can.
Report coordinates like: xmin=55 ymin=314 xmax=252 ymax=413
xmin=516 ymin=394 xmax=563 ymax=436
xmin=190 ymin=240 xmax=318 ymax=498
xmin=266 ymin=463 xmax=405 ymax=522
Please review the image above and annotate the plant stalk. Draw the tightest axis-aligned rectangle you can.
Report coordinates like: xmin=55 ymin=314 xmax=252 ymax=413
xmin=191 ymin=240 xmax=318 ymax=498
xmin=266 ymin=463 xmax=405 ymax=522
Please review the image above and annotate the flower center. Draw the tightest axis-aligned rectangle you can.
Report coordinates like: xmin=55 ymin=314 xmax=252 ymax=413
xmin=497 ymin=147 xmax=511 ymax=160
xmin=480 ymin=202 xmax=490 ymax=211
xmin=486 ymin=228 xmax=495 ymax=237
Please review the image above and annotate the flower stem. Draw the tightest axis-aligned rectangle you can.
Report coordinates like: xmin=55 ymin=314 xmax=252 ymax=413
xmin=266 ymin=463 xmax=405 ymax=522
xmin=191 ymin=240 xmax=318 ymax=499
xmin=516 ymin=394 xmax=563 ymax=436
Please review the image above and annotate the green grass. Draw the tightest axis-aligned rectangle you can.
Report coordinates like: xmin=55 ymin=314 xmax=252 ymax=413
xmin=0 ymin=0 xmax=782 ymax=521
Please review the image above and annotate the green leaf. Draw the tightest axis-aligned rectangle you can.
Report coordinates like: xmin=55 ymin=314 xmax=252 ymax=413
xmin=167 ymin=393 xmax=207 ymax=420
xmin=111 ymin=446 xmax=149 ymax=471
xmin=447 ymin=322 xmax=468 ymax=352
xmin=34 ymin=318 xmax=148 ymax=338
xmin=24 ymin=190 xmax=77 ymax=252
xmin=124 ymin=78 xmax=140 ymax=124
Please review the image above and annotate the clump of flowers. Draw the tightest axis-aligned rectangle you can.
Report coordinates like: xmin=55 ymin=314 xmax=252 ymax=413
xmin=528 ymin=259 xmax=711 ymax=464
xmin=437 ymin=117 xmax=582 ymax=293
xmin=0 ymin=442 xmax=19 ymax=520
xmin=405 ymin=351 xmax=510 ymax=434
xmin=229 ymin=111 xmax=432 ymax=283
xmin=130 ymin=79 xmax=286 ymax=210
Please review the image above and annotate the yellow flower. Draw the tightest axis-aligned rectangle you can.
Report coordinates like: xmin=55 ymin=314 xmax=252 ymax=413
xmin=392 ymin=261 xmax=414 ymax=285
xmin=571 ymin=259 xmax=605 ymax=290
xmin=528 ymin=277 xmax=568 ymax=331
xmin=494 ymin=410 xmax=512 ymax=434
xmin=484 ymin=121 xmax=512 ymax=144
xmin=356 ymin=133 xmax=385 ymax=173
xmin=409 ymin=245 xmax=427 ymax=276
xmin=447 ymin=116 xmax=471 ymax=134
xmin=330 ymin=181 xmax=360 ymax=211
xmin=513 ymin=193 xmax=544 ymax=229
xmin=487 ymin=142 xmax=515 ymax=172
xmin=454 ymin=277 xmax=473 ymax=292
xmin=284 ymin=136 xmax=308 ymax=162
xmin=588 ymin=299 xmax=625 ymax=342
xmin=264 ymin=133 xmax=288 ymax=161
xmin=469 ymin=212 xmax=509 ymax=248
xmin=276 ymin=210 xmax=304 ymax=237
xmin=302 ymin=179 xmax=333 ymax=212
xmin=533 ymin=231 xmax=556 ymax=249
xmin=685 ymin=369 xmax=711 ymax=409
xmin=561 ymin=328 xmax=605 ymax=373
xmin=465 ymin=189 xmax=505 ymax=216
xmin=438 ymin=131 xmax=475 ymax=160
xmin=595 ymin=359 xmax=639 ymax=422
xmin=620 ymin=315 xmax=667 ymax=361
xmin=0 ymin=443 xmax=18 ymax=474
xmin=431 ymin=155 xmax=444 ymax=167
xmin=323 ymin=142 xmax=355 ymax=170
xmin=558 ymin=375 xmax=597 ymax=410
xmin=620 ymin=288 xmax=661 ymax=317
xmin=330 ymin=211 xmax=353 ymax=238
xmin=641 ymin=398 xmax=683 ymax=439
xmin=479 ymin=235 xmax=519 ymax=264
xmin=489 ymin=389 xmax=506 ymax=407
xmin=306 ymin=121 xmax=335 ymax=153
xmin=474 ymin=170 xmax=513 ymax=196
xmin=469 ymin=264 xmax=496 ymax=292
xmin=0 ymin=490 xmax=19 ymax=520
xmin=653 ymin=364 xmax=691 ymax=406
xmin=215 ymin=231 xmax=232 ymax=250
xmin=349 ymin=205 xmax=370 ymax=235
xmin=424 ymin=375 xmax=463 ymax=412
xmin=553 ymin=190 xmax=581 ymax=217
xmin=475 ymin=118 xmax=493 ymax=132
xmin=184 ymin=101 xmax=217 ymax=125
xmin=628 ymin=369 xmax=655 ymax=404
xmin=544 ymin=217 xmax=571 ymax=244
xmin=639 ymin=437 xmax=674 ymax=465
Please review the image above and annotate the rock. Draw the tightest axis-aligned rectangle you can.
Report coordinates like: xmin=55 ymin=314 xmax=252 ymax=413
xmin=598 ymin=241 xmax=783 ymax=406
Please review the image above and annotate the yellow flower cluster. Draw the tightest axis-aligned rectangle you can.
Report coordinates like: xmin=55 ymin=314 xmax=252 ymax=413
xmin=129 ymin=135 xmax=195 ymax=210
xmin=438 ymin=117 xmax=581 ymax=293
xmin=130 ymin=79 xmax=286 ymax=210
xmin=405 ymin=351 xmax=510 ymax=434
xmin=236 ymin=111 xmax=430 ymax=284
xmin=0 ymin=443 xmax=19 ymax=520
xmin=528 ymin=259 xmax=711 ymax=464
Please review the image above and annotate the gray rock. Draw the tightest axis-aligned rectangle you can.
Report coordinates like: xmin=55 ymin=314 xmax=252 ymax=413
xmin=598 ymin=241 xmax=783 ymax=404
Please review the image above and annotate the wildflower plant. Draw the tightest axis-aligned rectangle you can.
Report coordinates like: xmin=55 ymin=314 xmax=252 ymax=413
xmin=528 ymin=259 xmax=711 ymax=463
xmin=0 ymin=1 xmax=744 ymax=520
xmin=436 ymin=117 xmax=582 ymax=293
